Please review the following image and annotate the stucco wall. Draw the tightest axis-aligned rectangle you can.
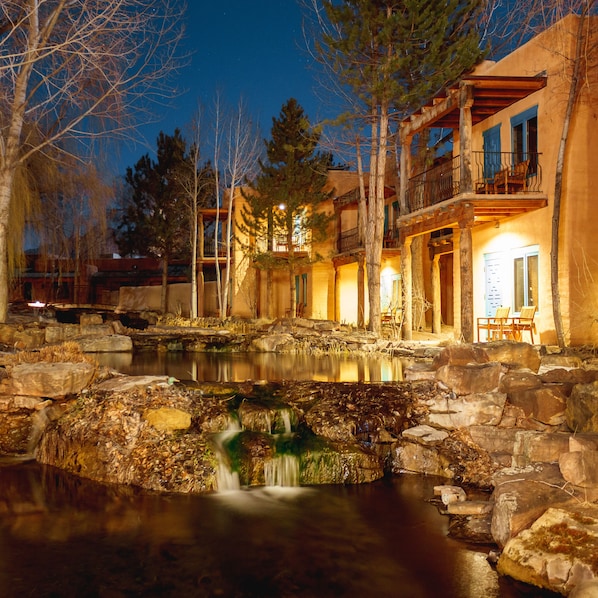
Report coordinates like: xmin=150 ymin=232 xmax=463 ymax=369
xmin=468 ymin=15 xmax=598 ymax=345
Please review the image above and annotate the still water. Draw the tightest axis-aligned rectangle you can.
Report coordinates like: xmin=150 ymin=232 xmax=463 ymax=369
xmin=0 ymin=461 xmax=547 ymax=598
xmin=94 ymin=351 xmax=409 ymax=383
xmin=0 ymin=352 xmax=556 ymax=597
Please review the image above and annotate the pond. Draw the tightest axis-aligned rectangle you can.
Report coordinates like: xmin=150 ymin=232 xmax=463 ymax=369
xmin=95 ymin=351 xmax=411 ymax=383
xmin=0 ymin=460 xmax=551 ymax=598
xmin=1 ymin=351 xmax=558 ymax=597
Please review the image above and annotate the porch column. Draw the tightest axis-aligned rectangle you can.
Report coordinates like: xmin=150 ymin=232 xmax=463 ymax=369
xmin=432 ymin=254 xmax=442 ymax=334
xmin=459 ymin=82 xmax=474 ymax=194
xmin=459 ymin=220 xmax=474 ymax=343
xmin=401 ymin=236 xmax=413 ymax=340
xmin=399 ymin=123 xmax=412 ymax=214
xmin=357 ymin=254 xmax=365 ymax=329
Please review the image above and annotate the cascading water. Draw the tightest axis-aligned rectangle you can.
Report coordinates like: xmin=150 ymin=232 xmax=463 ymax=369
xmin=213 ymin=404 xmax=301 ymax=490
xmin=212 ymin=418 xmax=242 ymax=492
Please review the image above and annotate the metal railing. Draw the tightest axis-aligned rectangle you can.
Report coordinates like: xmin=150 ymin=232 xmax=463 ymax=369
xmin=404 ymin=152 xmax=543 ymax=213
xmin=337 ymin=226 xmax=399 ymax=253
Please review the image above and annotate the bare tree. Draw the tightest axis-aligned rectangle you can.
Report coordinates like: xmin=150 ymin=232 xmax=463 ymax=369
xmin=209 ymin=96 xmax=261 ymax=319
xmin=0 ymin=0 xmax=186 ymax=321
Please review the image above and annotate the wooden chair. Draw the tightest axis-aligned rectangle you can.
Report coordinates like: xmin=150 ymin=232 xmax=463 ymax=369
xmin=477 ymin=306 xmax=511 ymax=341
xmin=510 ymin=305 xmax=537 ymax=343
xmin=493 ymin=160 xmax=529 ymax=194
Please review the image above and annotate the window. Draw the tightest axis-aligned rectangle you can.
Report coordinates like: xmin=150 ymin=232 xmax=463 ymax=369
xmin=511 ymin=106 xmax=538 ymax=175
xmin=484 ymin=245 xmax=538 ymax=315
xmin=513 ymin=247 xmax=538 ymax=312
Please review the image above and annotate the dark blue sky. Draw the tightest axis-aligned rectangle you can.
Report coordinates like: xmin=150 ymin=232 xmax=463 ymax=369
xmin=117 ymin=1 xmax=330 ymax=174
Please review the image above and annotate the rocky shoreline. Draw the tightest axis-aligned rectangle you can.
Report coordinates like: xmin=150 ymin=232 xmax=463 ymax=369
xmin=0 ymin=314 xmax=598 ymax=595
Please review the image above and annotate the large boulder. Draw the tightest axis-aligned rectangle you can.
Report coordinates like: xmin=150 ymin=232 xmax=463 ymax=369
xmin=477 ymin=341 xmax=541 ymax=372
xmin=491 ymin=464 xmax=580 ymax=548
xmin=422 ymin=391 xmax=507 ymax=429
xmin=498 ymin=507 xmax=598 ymax=595
xmin=508 ymin=384 xmax=568 ymax=426
xmin=8 ymin=362 xmax=96 ymax=398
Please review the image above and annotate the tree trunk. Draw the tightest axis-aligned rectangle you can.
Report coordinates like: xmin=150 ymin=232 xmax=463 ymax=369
xmin=551 ymin=10 xmax=588 ymax=348
xmin=161 ymin=256 xmax=169 ymax=314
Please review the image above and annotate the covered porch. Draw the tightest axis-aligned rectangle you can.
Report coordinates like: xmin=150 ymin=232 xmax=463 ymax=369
xmin=398 ymin=75 xmax=548 ymax=342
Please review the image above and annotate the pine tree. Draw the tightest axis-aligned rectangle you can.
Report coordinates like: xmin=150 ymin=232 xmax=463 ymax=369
xmin=241 ymin=99 xmax=333 ymax=318
xmin=314 ymin=0 xmax=484 ymax=333
xmin=115 ymin=129 xmax=192 ymax=314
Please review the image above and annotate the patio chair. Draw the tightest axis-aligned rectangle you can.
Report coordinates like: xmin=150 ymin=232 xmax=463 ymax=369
xmin=477 ymin=306 xmax=511 ymax=342
xmin=511 ymin=305 xmax=537 ymax=343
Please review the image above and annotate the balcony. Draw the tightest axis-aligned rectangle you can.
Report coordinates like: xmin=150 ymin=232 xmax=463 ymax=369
xmin=338 ymin=227 xmax=399 ymax=254
xmin=405 ymin=152 xmax=543 ymax=213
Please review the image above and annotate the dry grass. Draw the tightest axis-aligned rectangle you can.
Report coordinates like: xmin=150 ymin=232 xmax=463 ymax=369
xmin=6 ymin=341 xmax=96 ymax=365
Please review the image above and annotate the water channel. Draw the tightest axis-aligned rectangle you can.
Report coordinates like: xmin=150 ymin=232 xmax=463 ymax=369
xmin=0 ymin=352 xmax=557 ymax=597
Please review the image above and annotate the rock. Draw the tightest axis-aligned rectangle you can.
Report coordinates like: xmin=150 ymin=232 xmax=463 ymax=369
xmin=446 ymin=500 xmax=493 ymax=515
xmin=432 ymin=345 xmax=489 ymax=368
xmin=447 ymin=512 xmax=493 ymax=544
xmin=250 ymin=333 xmax=294 ymax=352
xmin=570 ymin=580 xmax=598 ymax=597
xmin=76 ymin=334 xmax=133 ymax=353
xmin=300 ymin=440 xmax=384 ymax=485
xmin=508 ymin=384 xmax=568 ymax=426
xmin=93 ymin=375 xmax=172 ymax=393
xmin=491 ymin=464 xmax=579 ymax=548
xmin=539 ymin=353 xmax=583 ymax=372
xmin=499 ymin=371 xmax=542 ymax=393
xmin=559 ymin=450 xmax=598 ymax=488
xmin=570 ymin=434 xmax=598 ymax=452
xmin=404 ymin=362 xmax=436 ymax=381
xmin=512 ymin=431 xmax=571 ymax=467
xmin=497 ymin=507 xmax=598 ymax=595
xmin=402 ymin=424 xmax=448 ymax=444
xmin=434 ymin=484 xmax=467 ymax=505
xmin=9 ymin=362 xmax=95 ymax=398
xmin=45 ymin=324 xmax=80 ymax=344
xmin=469 ymin=425 xmax=519 ymax=455
xmin=422 ymin=391 xmax=507 ymax=429
xmin=392 ymin=441 xmax=453 ymax=478
xmin=540 ymin=368 xmax=598 ymax=385
xmin=435 ymin=362 xmax=502 ymax=395
xmin=80 ymin=314 xmax=103 ymax=326
xmin=13 ymin=328 xmax=45 ymax=350
xmin=478 ymin=341 xmax=541 ymax=372
xmin=143 ymin=407 xmax=191 ymax=432
xmin=566 ymin=381 xmax=598 ymax=432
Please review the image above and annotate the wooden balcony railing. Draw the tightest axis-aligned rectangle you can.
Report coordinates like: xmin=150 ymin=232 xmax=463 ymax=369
xmin=405 ymin=152 xmax=543 ymax=213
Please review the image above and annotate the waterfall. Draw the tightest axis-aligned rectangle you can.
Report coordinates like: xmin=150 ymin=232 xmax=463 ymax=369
xmin=212 ymin=419 xmax=242 ymax=492
xmin=264 ymin=454 xmax=300 ymax=487
xmin=280 ymin=409 xmax=293 ymax=434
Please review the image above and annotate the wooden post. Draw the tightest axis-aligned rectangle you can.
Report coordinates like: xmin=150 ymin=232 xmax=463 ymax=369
xmin=432 ymin=254 xmax=442 ymax=334
xmin=401 ymin=236 xmax=413 ymax=340
xmin=459 ymin=82 xmax=474 ymax=194
xmin=459 ymin=221 xmax=474 ymax=343
xmin=334 ymin=265 xmax=340 ymax=322
xmin=357 ymin=254 xmax=365 ymax=329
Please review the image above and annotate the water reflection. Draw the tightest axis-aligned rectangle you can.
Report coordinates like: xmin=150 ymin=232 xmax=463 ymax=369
xmin=0 ymin=462 xmax=547 ymax=597
xmin=95 ymin=351 xmax=408 ymax=383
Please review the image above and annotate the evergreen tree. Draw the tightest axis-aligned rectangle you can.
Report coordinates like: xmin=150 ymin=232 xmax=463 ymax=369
xmin=241 ymin=99 xmax=333 ymax=318
xmin=115 ymin=129 xmax=191 ymax=314
xmin=313 ymin=0 xmax=484 ymax=333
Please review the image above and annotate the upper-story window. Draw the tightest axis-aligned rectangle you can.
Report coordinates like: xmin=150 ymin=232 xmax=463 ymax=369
xmin=511 ymin=106 xmax=538 ymax=175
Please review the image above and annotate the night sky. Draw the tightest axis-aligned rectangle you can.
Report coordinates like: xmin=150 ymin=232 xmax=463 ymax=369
xmin=117 ymin=1 xmax=330 ymax=174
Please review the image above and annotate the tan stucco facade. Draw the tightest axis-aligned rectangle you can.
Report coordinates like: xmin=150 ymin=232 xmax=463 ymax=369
xmin=468 ymin=15 xmax=598 ymax=345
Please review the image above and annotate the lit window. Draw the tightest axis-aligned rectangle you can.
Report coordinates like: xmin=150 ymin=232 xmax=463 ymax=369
xmin=513 ymin=248 xmax=538 ymax=312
